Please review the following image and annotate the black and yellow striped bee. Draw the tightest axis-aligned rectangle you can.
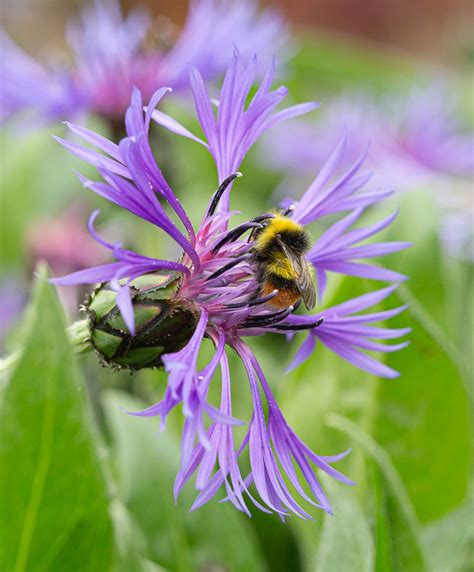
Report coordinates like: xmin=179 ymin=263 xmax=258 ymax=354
xmin=205 ymin=174 xmax=317 ymax=314
xmin=251 ymin=213 xmax=316 ymax=310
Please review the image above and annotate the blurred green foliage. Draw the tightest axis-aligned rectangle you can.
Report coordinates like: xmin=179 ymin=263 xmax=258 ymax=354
xmin=0 ymin=34 xmax=472 ymax=572
xmin=0 ymin=267 xmax=115 ymax=571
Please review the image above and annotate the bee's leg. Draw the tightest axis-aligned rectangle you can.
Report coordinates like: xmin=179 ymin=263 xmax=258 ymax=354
xmin=206 ymin=253 xmax=253 ymax=281
xmin=272 ymin=316 xmax=325 ymax=331
xmin=212 ymin=221 xmax=264 ymax=253
xmin=240 ymin=302 xmax=299 ymax=328
xmin=212 ymin=213 xmax=275 ymax=253
xmin=206 ymin=172 xmax=242 ymax=218
xmin=224 ymin=289 xmax=279 ymax=309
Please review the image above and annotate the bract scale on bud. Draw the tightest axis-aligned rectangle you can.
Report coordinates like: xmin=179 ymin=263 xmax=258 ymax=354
xmin=80 ymin=273 xmax=199 ymax=370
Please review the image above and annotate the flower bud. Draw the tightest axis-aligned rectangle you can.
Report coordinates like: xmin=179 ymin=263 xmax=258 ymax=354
xmin=71 ymin=273 xmax=199 ymax=370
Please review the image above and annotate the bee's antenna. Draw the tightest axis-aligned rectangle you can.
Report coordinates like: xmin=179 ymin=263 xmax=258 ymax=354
xmin=212 ymin=213 xmax=275 ymax=253
xmin=212 ymin=222 xmax=263 ymax=253
xmin=283 ymin=204 xmax=296 ymax=217
xmin=206 ymin=172 xmax=242 ymax=218
xmin=206 ymin=253 xmax=252 ymax=282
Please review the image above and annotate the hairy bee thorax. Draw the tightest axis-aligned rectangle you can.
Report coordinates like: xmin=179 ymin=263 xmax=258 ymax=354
xmin=253 ymin=214 xmax=310 ymax=259
xmin=81 ymin=273 xmax=200 ymax=370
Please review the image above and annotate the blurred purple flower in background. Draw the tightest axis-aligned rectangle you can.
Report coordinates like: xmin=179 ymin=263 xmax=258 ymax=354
xmin=27 ymin=208 xmax=106 ymax=277
xmin=437 ymin=182 xmax=474 ymax=261
xmin=262 ymin=85 xmax=474 ymax=260
xmin=51 ymin=54 xmax=410 ymax=518
xmin=0 ymin=208 xmax=108 ymax=353
xmin=262 ymin=93 xmax=387 ymax=178
xmin=263 ymin=86 xmax=473 ymax=182
xmin=27 ymin=208 xmax=108 ymax=313
xmin=0 ymin=32 xmax=83 ymax=123
xmin=388 ymin=85 xmax=473 ymax=179
xmin=0 ymin=0 xmax=288 ymax=123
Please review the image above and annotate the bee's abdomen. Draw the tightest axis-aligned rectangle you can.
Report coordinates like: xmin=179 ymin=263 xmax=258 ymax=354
xmin=261 ymin=274 xmax=301 ymax=308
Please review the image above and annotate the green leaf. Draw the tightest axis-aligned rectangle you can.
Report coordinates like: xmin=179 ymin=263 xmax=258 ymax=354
xmin=315 ymin=478 xmax=374 ymax=572
xmin=377 ymin=191 xmax=472 ymax=523
xmin=0 ymin=268 xmax=115 ymax=571
xmin=327 ymin=414 xmax=427 ymax=572
xmin=140 ymin=559 xmax=169 ymax=572
xmin=422 ymin=500 xmax=474 ymax=572
xmin=103 ymin=389 xmax=266 ymax=572
xmin=109 ymin=500 xmax=144 ymax=572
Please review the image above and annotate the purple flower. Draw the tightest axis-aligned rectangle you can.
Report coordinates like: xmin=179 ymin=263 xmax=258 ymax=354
xmin=285 ymin=286 xmax=410 ymax=379
xmin=0 ymin=32 xmax=83 ymax=123
xmin=388 ymin=85 xmax=474 ymax=178
xmin=1 ymin=0 xmax=289 ymax=123
xmin=51 ymin=54 xmax=409 ymax=518
xmin=263 ymin=87 xmax=473 ymax=182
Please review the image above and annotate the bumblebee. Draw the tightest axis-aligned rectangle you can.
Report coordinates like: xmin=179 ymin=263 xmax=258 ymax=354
xmin=251 ymin=213 xmax=316 ymax=310
xmin=205 ymin=174 xmax=317 ymax=314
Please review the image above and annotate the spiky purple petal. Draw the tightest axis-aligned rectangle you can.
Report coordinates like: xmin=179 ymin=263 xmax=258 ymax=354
xmin=153 ymin=53 xmax=318 ymax=218
xmin=284 ymin=287 xmax=410 ymax=378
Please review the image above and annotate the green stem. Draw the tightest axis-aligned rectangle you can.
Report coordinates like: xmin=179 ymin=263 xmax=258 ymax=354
xmin=326 ymin=413 xmax=422 ymax=538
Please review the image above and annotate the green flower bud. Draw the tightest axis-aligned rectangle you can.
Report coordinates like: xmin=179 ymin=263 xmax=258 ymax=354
xmin=69 ymin=273 xmax=199 ymax=370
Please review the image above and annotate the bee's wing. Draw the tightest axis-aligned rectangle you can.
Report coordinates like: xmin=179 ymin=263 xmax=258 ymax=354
xmin=294 ymin=257 xmax=317 ymax=310
xmin=276 ymin=237 xmax=317 ymax=310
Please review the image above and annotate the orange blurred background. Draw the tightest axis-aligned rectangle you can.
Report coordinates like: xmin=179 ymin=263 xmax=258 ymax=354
xmin=2 ymin=0 xmax=472 ymax=63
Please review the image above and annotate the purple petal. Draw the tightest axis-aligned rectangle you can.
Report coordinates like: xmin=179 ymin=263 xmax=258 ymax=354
xmin=261 ymin=101 xmax=319 ymax=132
xmin=151 ymin=109 xmax=209 ymax=148
xmin=322 ymin=323 xmax=412 ymax=340
xmin=144 ymin=87 xmax=172 ymax=132
xmin=344 ymin=242 xmax=412 ymax=259
xmin=54 ymin=135 xmax=130 ymax=178
xmin=319 ymin=261 xmax=407 ymax=282
xmin=317 ymin=332 xmax=401 ymax=378
xmin=50 ymin=262 xmax=124 ymax=285
xmin=114 ymin=280 xmax=135 ymax=335
xmin=65 ymin=121 xmax=122 ymax=160
xmin=293 ymin=135 xmax=347 ymax=222
xmin=312 ymin=208 xmax=364 ymax=252
xmin=189 ymin=65 xmax=217 ymax=143
xmin=333 ymin=189 xmax=394 ymax=213
xmin=316 ymin=267 xmax=327 ymax=301
xmin=324 ymin=285 xmax=399 ymax=317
